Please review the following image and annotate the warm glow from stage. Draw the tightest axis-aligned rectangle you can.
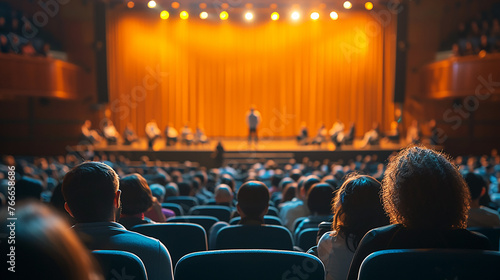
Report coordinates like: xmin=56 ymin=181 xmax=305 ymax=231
xmin=330 ymin=11 xmax=339 ymax=20
xmin=127 ymin=1 xmax=134 ymax=9
xmin=365 ymin=2 xmax=374 ymax=10
xmin=147 ymin=0 xmax=156 ymax=9
xmin=271 ymin=12 xmax=279 ymax=21
xmin=343 ymin=1 xmax=352 ymax=9
xmin=160 ymin=10 xmax=169 ymax=20
xmin=106 ymin=11 xmax=396 ymax=137
xmin=310 ymin=12 xmax=320 ymax=20
xmin=200 ymin=11 xmax=208 ymax=20
xmin=291 ymin=11 xmax=300 ymax=21
xmin=171 ymin=2 xmax=180 ymax=9
xmin=220 ymin=11 xmax=229 ymax=20
xmin=245 ymin=12 xmax=254 ymax=21
xmin=180 ymin=11 xmax=189 ymax=20
xmin=199 ymin=3 xmax=207 ymax=9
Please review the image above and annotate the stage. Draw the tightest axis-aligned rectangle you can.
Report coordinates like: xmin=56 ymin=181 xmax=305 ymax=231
xmin=89 ymin=138 xmax=407 ymax=169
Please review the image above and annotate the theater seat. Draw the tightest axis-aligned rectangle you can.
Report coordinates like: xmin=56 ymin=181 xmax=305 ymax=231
xmin=131 ymin=223 xmax=207 ymax=266
xmin=215 ymin=225 xmax=293 ymax=250
xmin=92 ymin=250 xmax=147 ymax=280
xmin=296 ymin=228 xmax=319 ymax=251
xmin=161 ymin=203 xmax=184 ymax=216
xmin=267 ymin=206 xmax=279 ymax=217
xmin=229 ymin=215 xmax=282 ymax=226
xmin=468 ymin=227 xmax=500 ymax=251
xmin=358 ymin=249 xmax=500 ymax=280
xmin=188 ymin=205 xmax=232 ymax=222
xmin=165 ymin=196 xmax=198 ymax=213
xmin=174 ymin=249 xmax=325 ymax=280
xmin=167 ymin=215 xmax=218 ymax=234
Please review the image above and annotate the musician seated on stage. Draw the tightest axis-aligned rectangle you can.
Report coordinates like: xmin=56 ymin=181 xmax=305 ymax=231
xmin=194 ymin=125 xmax=209 ymax=144
xmin=329 ymin=120 xmax=345 ymax=148
xmin=145 ymin=119 xmax=161 ymax=150
xmin=164 ymin=123 xmax=179 ymax=146
xmin=311 ymin=123 xmax=328 ymax=146
xmin=181 ymin=124 xmax=194 ymax=145
xmin=103 ymin=120 xmax=119 ymax=145
xmin=80 ymin=119 xmax=102 ymax=145
xmin=123 ymin=123 xmax=139 ymax=145
xmin=361 ymin=122 xmax=380 ymax=148
xmin=296 ymin=122 xmax=309 ymax=145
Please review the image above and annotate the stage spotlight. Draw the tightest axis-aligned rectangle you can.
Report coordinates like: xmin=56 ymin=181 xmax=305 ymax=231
xmin=365 ymin=2 xmax=374 ymax=10
xmin=147 ymin=0 xmax=156 ymax=9
xmin=310 ymin=12 xmax=319 ymax=20
xmin=220 ymin=11 xmax=229 ymax=20
xmin=271 ymin=12 xmax=279 ymax=21
xmin=126 ymin=1 xmax=134 ymax=8
xmin=343 ymin=1 xmax=352 ymax=9
xmin=160 ymin=10 xmax=169 ymax=19
xmin=330 ymin=11 xmax=339 ymax=20
xmin=171 ymin=2 xmax=180 ymax=9
xmin=245 ymin=12 xmax=253 ymax=21
xmin=180 ymin=11 xmax=189 ymax=19
xmin=291 ymin=11 xmax=300 ymax=21
xmin=200 ymin=11 xmax=208 ymax=19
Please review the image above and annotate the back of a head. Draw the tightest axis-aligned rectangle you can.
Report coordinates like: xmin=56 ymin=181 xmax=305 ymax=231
xmin=290 ymin=169 xmax=302 ymax=182
xmin=119 ymin=174 xmax=153 ymax=216
xmin=150 ymin=183 xmax=167 ymax=202
xmin=164 ymin=182 xmax=179 ymax=199
xmin=0 ymin=203 xmax=102 ymax=280
xmin=307 ymin=183 xmax=335 ymax=215
xmin=237 ymin=181 xmax=269 ymax=219
xmin=62 ymin=162 xmax=119 ymax=223
xmin=271 ymin=170 xmax=284 ymax=188
xmin=177 ymin=182 xmax=192 ymax=196
xmin=464 ymin=172 xmax=486 ymax=200
xmin=278 ymin=177 xmax=294 ymax=191
xmin=332 ymin=174 xmax=389 ymax=251
xmin=214 ymin=184 xmax=233 ymax=204
xmin=302 ymin=175 xmax=321 ymax=194
xmin=194 ymin=171 xmax=207 ymax=186
xmin=382 ymin=146 xmax=470 ymax=230
xmin=281 ymin=183 xmax=297 ymax=203
xmin=220 ymin=174 xmax=236 ymax=192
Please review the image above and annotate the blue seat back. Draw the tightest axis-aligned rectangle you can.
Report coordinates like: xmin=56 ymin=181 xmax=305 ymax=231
xmin=358 ymin=249 xmax=500 ymax=280
xmin=167 ymin=215 xmax=219 ymax=234
xmin=188 ymin=205 xmax=232 ymax=222
xmin=92 ymin=250 xmax=147 ymax=280
xmin=132 ymin=223 xmax=207 ymax=266
xmin=174 ymin=249 xmax=325 ymax=280
xmin=215 ymin=225 xmax=293 ymax=250
xmin=267 ymin=206 xmax=279 ymax=217
xmin=161 ymin=202 xmax=184 ymax=216
xmin=165 ymin=196 xmax=198 ymax=212
xmin=468 ymin=227 xmax=500 ymax=251
xmin=229 ymin=215 xmax=282 ymax=226
xmin=297 ymin=228 xmax=319 ymax=251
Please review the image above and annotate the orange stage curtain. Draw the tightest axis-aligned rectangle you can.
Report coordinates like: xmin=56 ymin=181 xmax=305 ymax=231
xmin=106 ymin=10 xmax=396 ymax=138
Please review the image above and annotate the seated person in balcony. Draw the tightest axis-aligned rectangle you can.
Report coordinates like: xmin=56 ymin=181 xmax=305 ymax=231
xmin=103 ymin=120 xmax=119 ymax=145
xmin=478 ymin=34 xmax=492 ymax=53
xmin=0 ymin=34 xmax=11 ymax=53
xmin=406 ymin=120 xmax=421 ymax=144
xmin=145 ymin=119 xmax=161 ymax=150
xmin=329 ymin=120 xmax=344 ymax=147
xmin=164 ymin=123 xmax=178 ymax=146
xmin=62 ymin=162 xmax=174 ymax=280
xmin=297 ymin=122 xmax=309 ymax=145
xmin=181 ymin=124 xmax=194 ymax=145
xmin=194 ymin=125 xmax=209 ymax=144
xmin=123 ymin=123 xmax=139 ymax=145
xmin=464 ymin=172 xmax=500 ymax=228
xmin=81 ymin=120 xmax=102 ymax=145
xmin=346 ymin=147 xmax=491 ymax=280
xmin=361 ymin=122 xmax=380 ymax=147
xmin=311 ymin=123 xmax=328 ymax=146
xmin=294 ymin=183 xmax=335 ymax=239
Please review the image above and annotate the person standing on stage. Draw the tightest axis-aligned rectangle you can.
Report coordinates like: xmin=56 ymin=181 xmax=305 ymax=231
xmin=145 ymin=119 xmax=161 ymax=150
xmin=246 ymin=106 xmax=261 ymax=145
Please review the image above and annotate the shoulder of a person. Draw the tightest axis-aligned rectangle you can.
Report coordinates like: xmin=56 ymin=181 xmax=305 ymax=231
xmin=318 ymin=231 xmax=335 ymax=245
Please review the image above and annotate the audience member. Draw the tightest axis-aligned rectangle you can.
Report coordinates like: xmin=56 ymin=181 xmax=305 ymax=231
xmin=317 ymin=175 xmax=389 ymax=280
xmin=464 ymin=172 xmax=500 ymax=228
xmin=118 ymin=173 xmax=159 ymax=228
xmin=346 ymin=147 xmax=491 ymax=280
xmin=295 ymin=183 xmax=335 ymax=238
xmin=214 ymin=184 xmax=234 ymax=207
xmin=280 ymin=175 xmax=320 ymax=230
xmin=62 ymin=162 xmax=174 ymax=280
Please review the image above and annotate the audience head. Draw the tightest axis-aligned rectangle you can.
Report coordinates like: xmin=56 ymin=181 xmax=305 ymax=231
xmin=271 ymin=170 xmax=284 ymax=188
xmin=0 ymin=203 xmax=102 ymax=280
xmin=307 ymin=183 xmax=335 ymax=216
xmin=281 ymin=182 xmax=297 ymax=204
xmin=464 ymin=172 xmax=486 ymax=201
xmin=62 ymin=162 xmax=120 ymax=223
xmin=290 ymin=169 xmax=302 ymax=182
xmin=332 ymin=174 xmax=389 ymax=251
xmin=382 ymin=146 xmax=470 ymax=230
xmin=214 ymin=184 xmax=234 ymax=205
xmin=119 ymin=174 xmax=153 ymax=216
xmin=237 ymin=181 xmax=269 ymax=220
xmin=150 ymin=183 xmax=167 ymax=202
xmin=164 ymin=182 xmax=179 ymax=199
xmin=300 ymin=175 xmax=321 ymax=199
xmin=177 ymin=182 xmax=192 ymax=196
xmin=220 ymin=173 xmax=236 ymax=192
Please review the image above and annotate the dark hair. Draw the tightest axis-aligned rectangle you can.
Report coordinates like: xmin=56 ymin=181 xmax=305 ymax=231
xmin=271 ymin=170 xmax=284 ymax=188
xmin=307 ymin=183 xmax=335 ymax=215
xmin=194 ymin=171 xmax=207 ymax=185
xmin=302 ymin=175 xmax=321 ymax=194
xmin=119 ymin=174 xmax=153 ymax=216
xmin=281 ymin=183 xmax=297 ymax=203
xmin=220 ymin=174 xmax=235 ymax=191
xmin=382 ymin=146 xmax=470 ymax=229
xmin=62 ymin=162 xmax=119 ymax=223
xmin=290 ymin=169 xmax=302 ymax=182
xmin=331 ymin=174 xmax=388 ymax=252
xmin=278 ymin=177 xmax=294 ymax=191
xmin=237 ymin=181 xmax=269 ymax=219
xmin=464 ymin=172 xmax=486 ymax=200
xmin=178 ymin=182 xmax=192 ymax=196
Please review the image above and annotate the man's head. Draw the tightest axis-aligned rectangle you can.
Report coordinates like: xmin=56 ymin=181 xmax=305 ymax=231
xmin=299 ymin=175 xmax=321 ymax=200
xmin=214 ymin=184 xmax=234 ymax=205
xmin=62 ymin=162 xmax=120 ymax=223
xmin=164 ymin=182 xmax=179 ymax=199
xmin=236 ymin=181 xmax=269 ymax=220
xmin=307 ymin=183 xmax=335 ymax=215
xmin=464 ymin=172 xmax=486 ymax=201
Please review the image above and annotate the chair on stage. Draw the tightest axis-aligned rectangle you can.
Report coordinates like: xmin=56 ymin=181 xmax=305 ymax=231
xmin=214 ymin=225 xmax=294 ymax=250
xmin=229 ymin=215 xmax=282 ymax=226
xmin=174 ymin=249 xmax=325 ymax=280
xmin=92 ymin=250 xmax=147 ymax=280
xmin=132 ymin=223 xmax=207 ymax=266
xmin=188 ymin=205 xmax=232 ymax=222
xmin=357 ymin=249 xmax=500 ymax=280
